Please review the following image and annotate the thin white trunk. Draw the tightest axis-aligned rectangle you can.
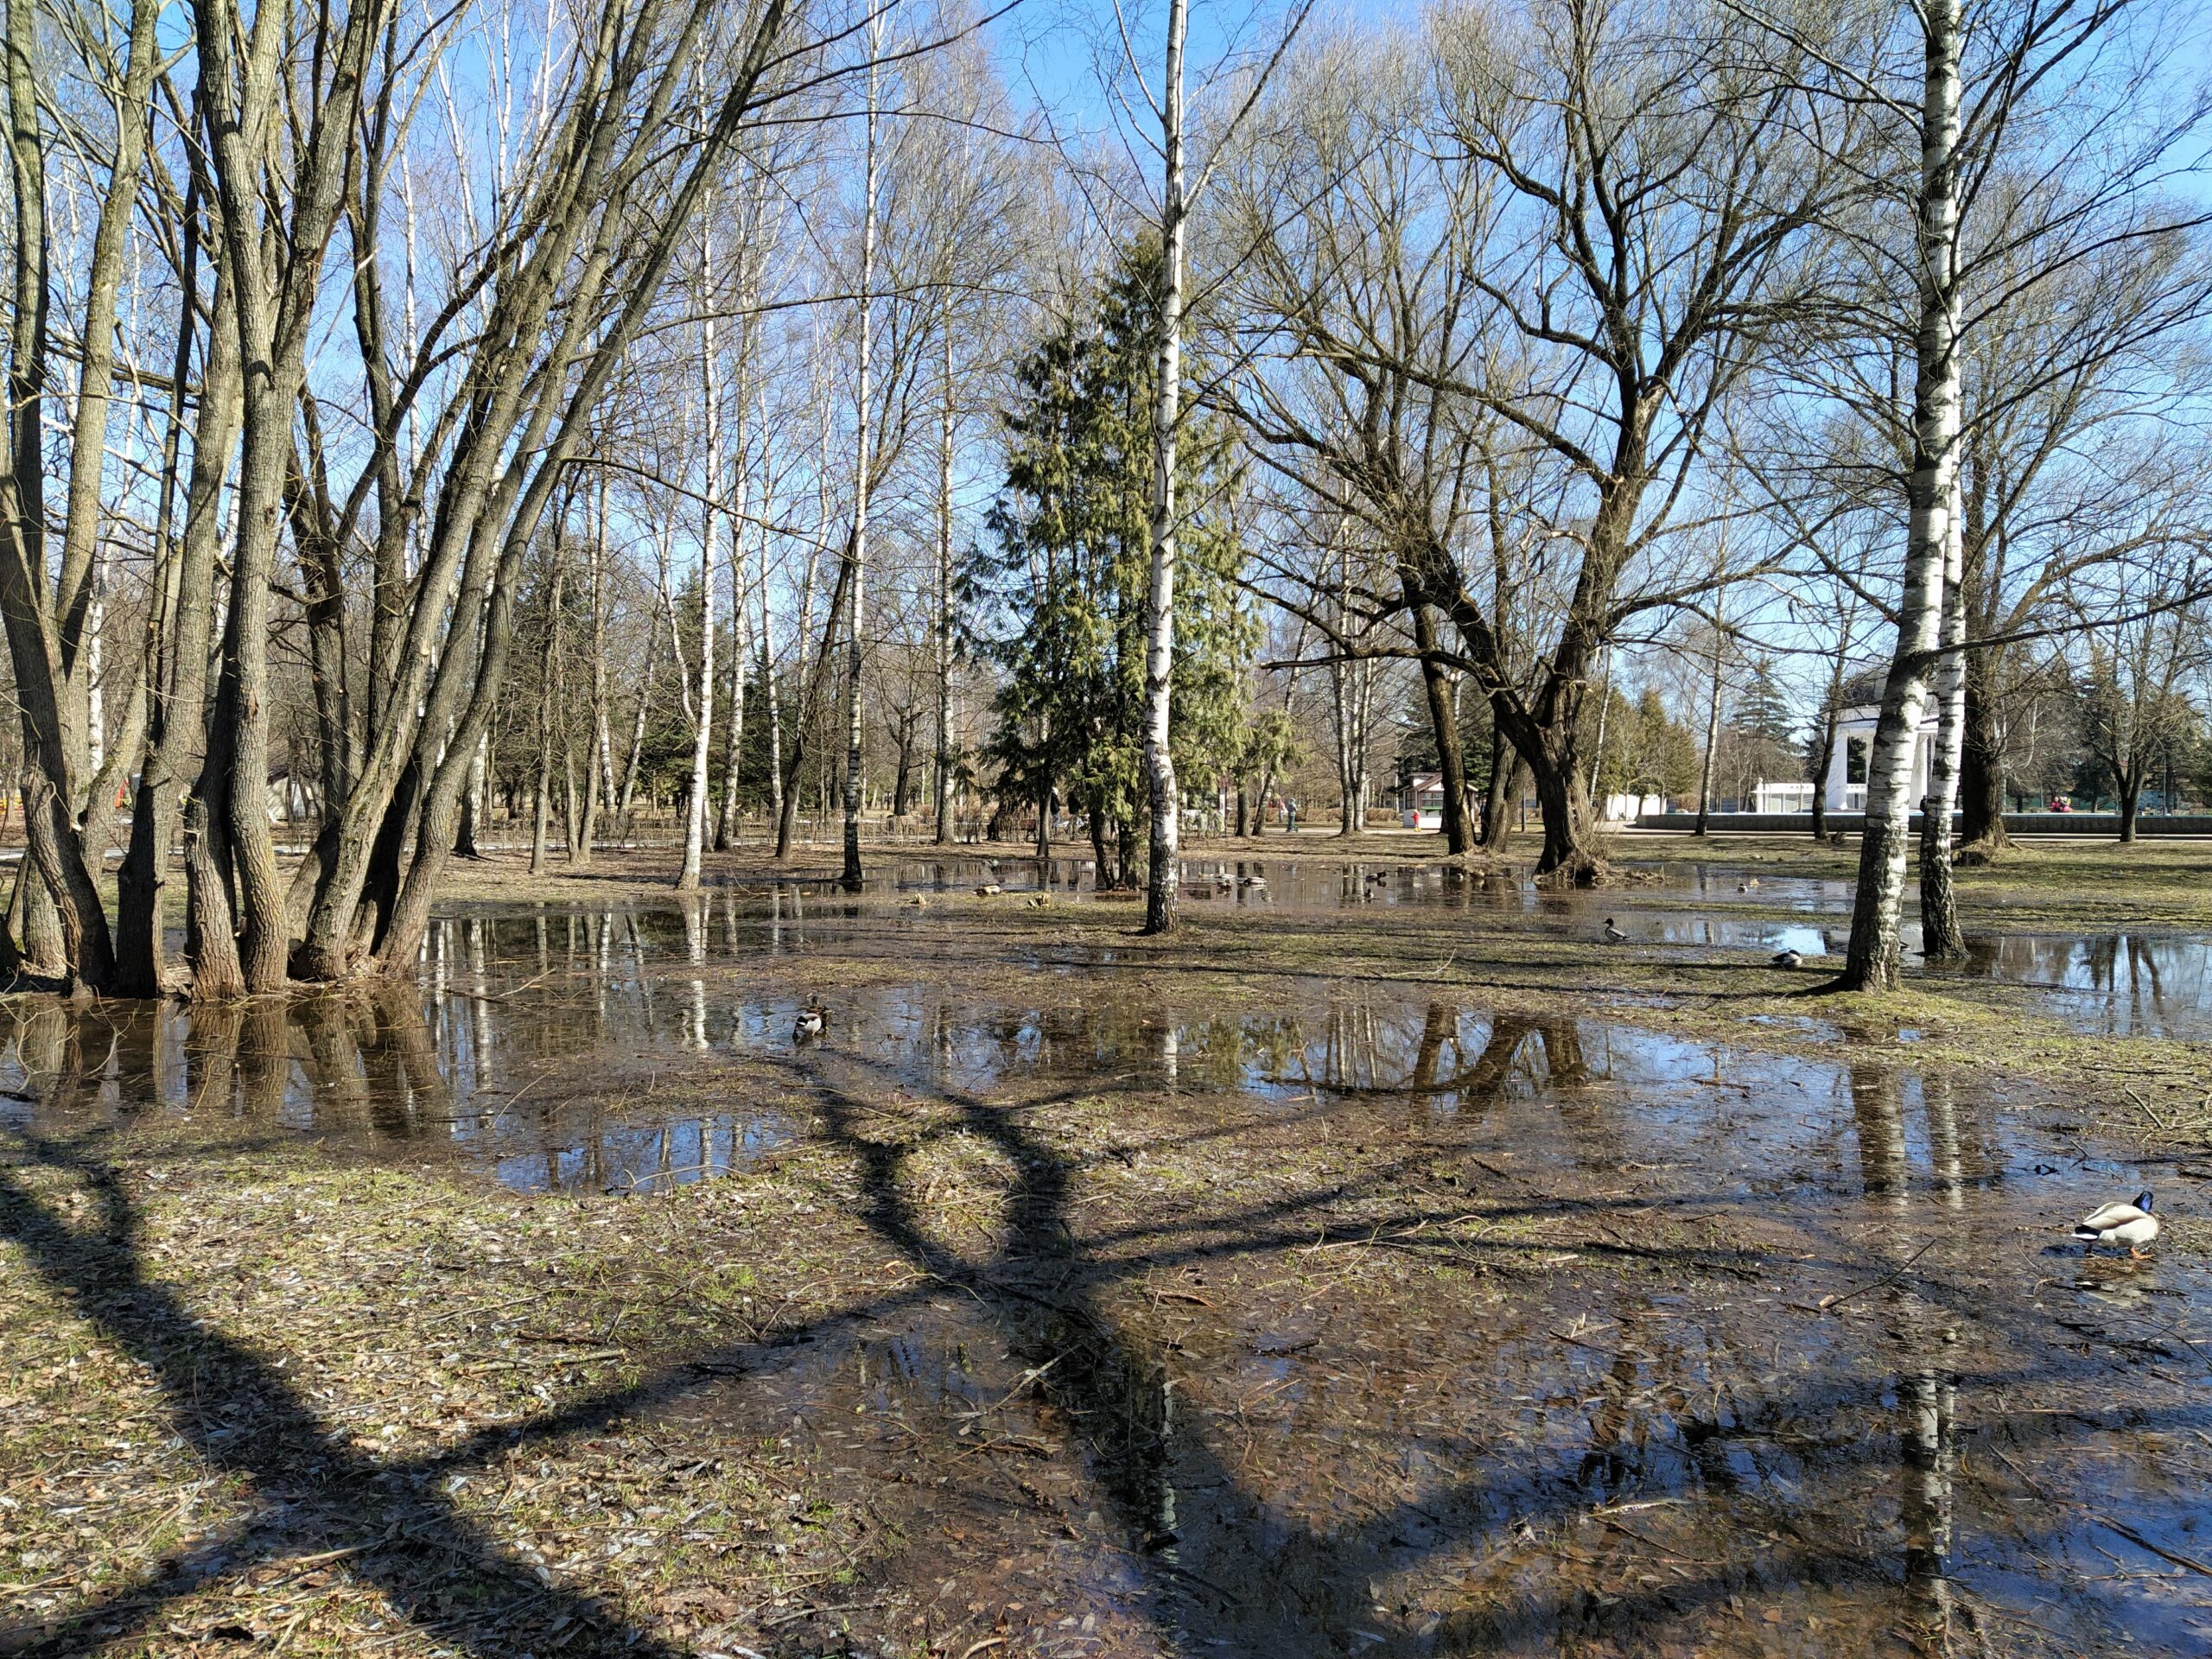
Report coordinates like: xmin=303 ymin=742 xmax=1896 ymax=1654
xmin=1918 ymin=493 xmax=1968 ymax=956
xmin=717 ymin=453 xmax=751 ymax=849
xmin=760 ymin=389 xmax=784 ymax=826
xmin=1843 ymin=0 xmax=1964 ymax=989
xmin=1141 ymin=0 xmax=1189 ymax=936
xmin=934 ymin=318 xmax=956 ymax=846
xmin=678 ymin=218 xmax=722 ymax=892
xmin=841 ymin=40 xmax=880 ymax=892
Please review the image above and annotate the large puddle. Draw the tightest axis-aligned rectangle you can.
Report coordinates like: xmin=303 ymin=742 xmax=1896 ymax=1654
xmin=8 ymin=893 xmax=2211 ymax=1654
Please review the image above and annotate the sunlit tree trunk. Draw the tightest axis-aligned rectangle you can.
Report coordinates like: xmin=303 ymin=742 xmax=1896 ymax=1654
xmin=715 ymin=491 xmax=750 ymax=850
xmin=934 ymin=322 xmax=957 ymax=846
xmin=1140 ymin=0 xmax=1188 ymax=935
xmin=841 ymin=45 xmax=881 ymax=893
xmin=1918 ymin=517 xmax=1967 ymax=959
xmin=1841 ymin=0 xmax=1963 ymax=991
xmin=531 ymin=561 xmax=565 ymax=875
xmin=678 ymin=228 xmax=724 ymax=893
xmin=1694 ymin=627 xmax=1724 ymax=836
xmin=572 ymin=470 xmax=609 ymax=863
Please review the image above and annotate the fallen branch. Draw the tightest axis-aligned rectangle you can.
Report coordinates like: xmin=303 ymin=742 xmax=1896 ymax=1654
xmin=1802 ymin=1236 xmax=1941 ymax=1313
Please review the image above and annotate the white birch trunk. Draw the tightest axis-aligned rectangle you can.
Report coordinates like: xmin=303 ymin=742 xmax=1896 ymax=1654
xmin=717 ymin=452 xmax=751 ymax=849
xmin=841 ymin=42 xmax=881 ymax=892
xmin=1842 ymin=0 xmax=1965 ymax=989
xmin=1918 ymin=495 xmax=1968 ymax=957
xmin=760 ymin=391 xmax=785 ymax=829
xmin=678 ymin=219 xmax=722 ymax=893
xmin=1141 ymin=0 xmax=1189 ymax=935
xmin=934 ymin=319 xmax=957 ymax=846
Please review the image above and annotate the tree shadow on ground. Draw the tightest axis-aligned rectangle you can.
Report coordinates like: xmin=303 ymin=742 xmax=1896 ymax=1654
xmin=2 ymin=1003 xmax=2179 ymax=1656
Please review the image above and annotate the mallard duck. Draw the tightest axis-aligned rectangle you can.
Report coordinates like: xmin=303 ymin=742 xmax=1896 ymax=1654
xmin=1772 ymin=948 xmax=1802 ymax=969
xmin=2073 ymin=1191 xmax=2158 ymax=1257
xmin=976 ymin=883 xmax=1003 ymax=897
xmin=792 ymin=1001 xmax=827 ymax=1041
xmin=1602 ymin=918 xmax=1628 ymax=944
xmin=1022 ymin=893 xmax=1049 ymax=910
xmin=1214 ymin=876 xmax=1233 ymax=893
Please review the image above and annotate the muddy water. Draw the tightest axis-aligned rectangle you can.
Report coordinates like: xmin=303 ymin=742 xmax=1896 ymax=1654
xmin=715 ymin=853 xmax=2212 ymax=1040
xmin=688 ymin=1011 xmax=2212 ymax=1656
xmin=8 ymin=899 xmax=2211 ymax=1654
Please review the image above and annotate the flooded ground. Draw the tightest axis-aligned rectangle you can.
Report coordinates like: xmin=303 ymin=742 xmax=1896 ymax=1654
xmin=7 ymin=880 xmax=2212 ymax=1656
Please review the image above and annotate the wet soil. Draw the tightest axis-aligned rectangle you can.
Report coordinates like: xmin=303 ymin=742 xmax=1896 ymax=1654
xmin=4 ymin=842 xmax=2211 ymax=1657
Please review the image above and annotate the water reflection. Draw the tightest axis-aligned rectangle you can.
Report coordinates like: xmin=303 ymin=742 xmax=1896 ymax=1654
xmin=0 ymin=980 xmax=790 ymax=1198
xmin=6 ymin=896 xmax=2209 ymax=1655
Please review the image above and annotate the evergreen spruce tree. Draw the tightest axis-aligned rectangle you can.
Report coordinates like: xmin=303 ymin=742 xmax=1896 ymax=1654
xmin=975 ymin=238 xmax=1252 ymax=880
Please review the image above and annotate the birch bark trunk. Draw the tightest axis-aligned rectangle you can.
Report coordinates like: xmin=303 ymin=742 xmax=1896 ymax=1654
xmin=1694 ymin=631 xmax=1723 ymax=836
xmin=841 ymin=46 xmax=881 ymax=893
xmin=1917 ymin=512 xmax=1968 ymax=958
xmin=572 ymin=471 xmax=609 ymax=863
xmin=1840 ymin=0 xmax=1964 ymax=991
xmin=678 ymin=227 xmax=723 ymax=893
xmin=934 ymin=321 xmax=957 ymax=846
xmin=1139 ymin=0 xmax=1188 ymax=935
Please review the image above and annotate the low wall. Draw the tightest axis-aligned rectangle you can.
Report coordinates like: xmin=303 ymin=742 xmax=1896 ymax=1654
xmin=1627 ymin=811 xmax=2211 ymax=836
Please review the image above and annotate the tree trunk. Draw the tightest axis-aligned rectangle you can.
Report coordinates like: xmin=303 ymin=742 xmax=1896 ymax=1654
xmin=615 ymin=632 xmax=653 ymax=842
xmin=759 ymin=474 xmax=785 ymax=846
xmin=1522 ymin=728 xmax=1599 ymax=884
xmin=574 ymin=471 xmax=610 ymax=864
xmin=117 ymin=186 xmax=232 ymax=995
xmin=1412 ymin=603 xmax=1471 ymax=855
xmin=1958 ymin=648 xmax=2008 ymax=853
xmin=2118 ymin=772 xmax=2141 ymax=842
xmin=935 ymin=319 xmax=957 ymax=847
xmin=1694 ymin=632 xmax=1723 ymax=836
xmin=1840 ymin=0 xmax=1963 ymax=993
xmin=1139 ymin=0 xmax=1188 ymax=935
xmin=678 ymin=252 xmax=724 ymax=893
xmin=1089 ymin=795 xmax=1113 ymax=890
xmin=1479 ymin=728 xmax=1516 ymax=851
xmin=454 ymin=737 xmax=486 ymax=858
xmin=1918 ymin=530 xmax=1967 ymax=960
xmin=841 ymin=47 xmax=880 ymax=894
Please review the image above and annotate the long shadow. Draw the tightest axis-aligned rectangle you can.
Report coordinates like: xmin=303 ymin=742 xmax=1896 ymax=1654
xmin=778 ymin=1016 xmax=2204 ymax=1656
xmin=0 ymin=1130 xmax=691 ymax=1658
xmin=0 ymin=1100 xmax=941 ymax=1656
xmin=7 ymin=992 xmax=2194 ymax=1655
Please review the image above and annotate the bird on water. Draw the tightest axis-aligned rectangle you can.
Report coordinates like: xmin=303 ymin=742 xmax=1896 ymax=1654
xmin=1603 ymin=918 xmax=1628 ymax=944
xmin=2073 ymin=1191 xmax=2158 ymax=1258
xmin=793 ymin=1001 xmax=827 ymax=1042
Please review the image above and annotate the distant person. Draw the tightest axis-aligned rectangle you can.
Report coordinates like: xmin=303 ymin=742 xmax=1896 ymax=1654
xmin=1286 ymin=800 xmax=1298 ymax=835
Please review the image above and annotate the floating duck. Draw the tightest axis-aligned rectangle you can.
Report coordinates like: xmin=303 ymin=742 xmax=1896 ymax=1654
xmin=792 ymin=1001 xmax=827 ymax=1041
xmin=1603 ymin=918 xmax=1628 ymax=944
xmin=976 ymin=883 xmax=1003 ymax=896
xmin=2073 ymin=1191 xmax=2158 ymax=1258
xmin=1771 ymin=948 xmax=1802 ymax=969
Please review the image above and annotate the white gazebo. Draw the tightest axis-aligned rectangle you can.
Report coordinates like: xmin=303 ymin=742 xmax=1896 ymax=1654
xmin=1820 ymin=703 xmax=1942 ymax=812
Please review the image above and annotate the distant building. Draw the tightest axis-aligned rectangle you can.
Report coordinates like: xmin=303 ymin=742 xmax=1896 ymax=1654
xmin=1399 ymin=772 xmax=1450 ymax=830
